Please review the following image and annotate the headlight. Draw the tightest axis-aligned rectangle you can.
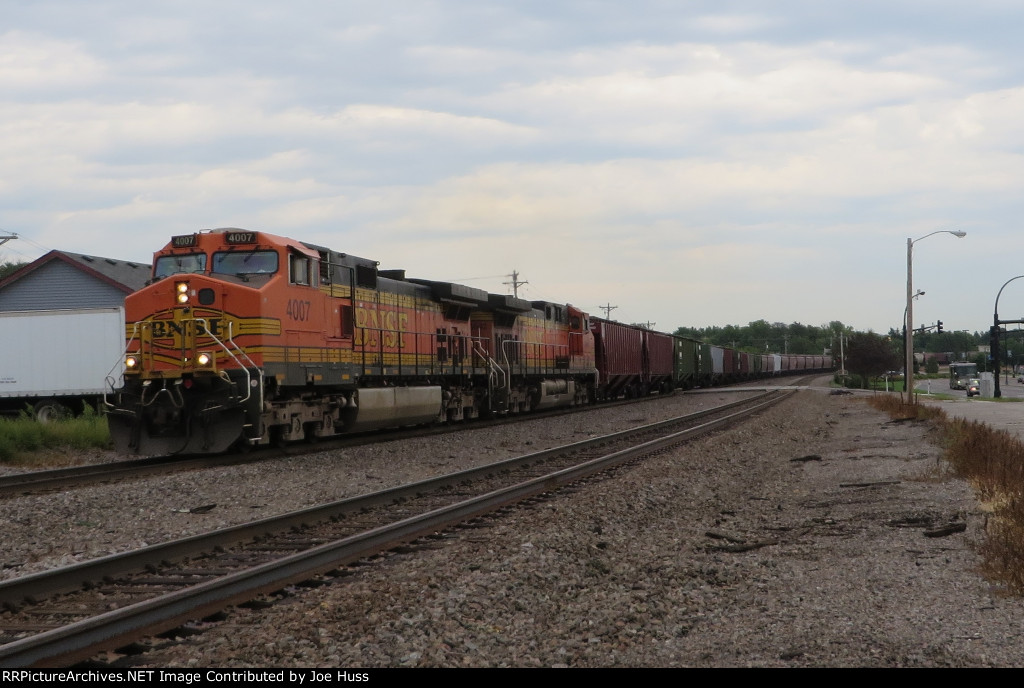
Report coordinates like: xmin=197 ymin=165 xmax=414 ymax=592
xmin=175 ymin=281 xmax=190 ymax=304
xmin=196 ymin=352 xmax=213 ymax=368
xmin=125 ymin=355 xmax=139 ymax=370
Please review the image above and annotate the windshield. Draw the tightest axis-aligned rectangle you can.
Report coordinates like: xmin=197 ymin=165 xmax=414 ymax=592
xmin=154 ymin=253 xmax=207 ymax=278
xmin=212 ymin=250 xmax=279 ymax=275
xmin=951 ymin=364 xmax=978 ymax=379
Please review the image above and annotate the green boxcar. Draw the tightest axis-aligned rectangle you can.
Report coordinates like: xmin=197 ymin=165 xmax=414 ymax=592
xmin=673 ymin=336 xmax=699 ymax=389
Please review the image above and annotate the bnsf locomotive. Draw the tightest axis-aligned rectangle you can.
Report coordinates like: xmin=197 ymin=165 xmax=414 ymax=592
xmin=105 ymin=229 xmax=597 ymax=454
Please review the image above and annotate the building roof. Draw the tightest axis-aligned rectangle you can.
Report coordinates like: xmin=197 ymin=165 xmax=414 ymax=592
xmin=0 ymin=250 xmax=151 ymax=295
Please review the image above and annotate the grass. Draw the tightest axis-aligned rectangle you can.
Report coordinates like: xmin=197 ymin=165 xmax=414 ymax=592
xmin=0 ymin=407 xmax=112 ymax=466
xmin=868 ymin=394 xmax=1024 ymax=594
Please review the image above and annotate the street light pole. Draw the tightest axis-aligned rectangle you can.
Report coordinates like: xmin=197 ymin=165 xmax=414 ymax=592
xmin=905 ymin=230 xmax=966 ymax=404
xmin=993 ymin=275 xmax=1024 ymax=398
xmin=906 ymin=238 xmax=915 ymax=401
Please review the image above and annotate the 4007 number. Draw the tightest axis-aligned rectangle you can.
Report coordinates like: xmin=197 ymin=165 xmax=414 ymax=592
xmin=286 ymin=299 xmax=312 ymax=321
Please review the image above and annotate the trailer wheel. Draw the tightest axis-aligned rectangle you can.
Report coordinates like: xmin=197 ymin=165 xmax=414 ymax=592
xmin=34 ymin=399 xmax=71 ymax=423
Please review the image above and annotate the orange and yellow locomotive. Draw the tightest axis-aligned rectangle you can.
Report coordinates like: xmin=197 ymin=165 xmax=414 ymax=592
xmin=106 ymin=229 xmax=597 ymax=454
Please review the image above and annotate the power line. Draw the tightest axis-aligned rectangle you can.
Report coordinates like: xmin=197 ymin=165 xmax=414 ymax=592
xmin=451 ymin=274 xmax=507 ymax=282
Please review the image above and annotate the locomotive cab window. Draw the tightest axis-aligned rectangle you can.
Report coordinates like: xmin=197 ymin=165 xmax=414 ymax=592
xmin=289 ymin=252 xmax=316 ymax=286
xmin=154 ymin=253 xmax=207 ymax=278
xmin=318 ymin=251 xmax=332 ymax=285
xmin=212 ymin=250 xmax=279 ymax=276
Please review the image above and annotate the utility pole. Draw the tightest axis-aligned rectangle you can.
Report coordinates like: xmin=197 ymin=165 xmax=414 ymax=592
xmin=503 ymin=270 xmax=528 ymax=298
xmin=600 ymin=303 xmax=618 ymax=319
xmin=840 ymin=331 xmax=846 ymax=376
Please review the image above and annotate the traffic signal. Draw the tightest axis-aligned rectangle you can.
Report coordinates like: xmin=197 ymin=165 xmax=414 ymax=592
xmin=937 ymin=320 xmax=943 ymax=333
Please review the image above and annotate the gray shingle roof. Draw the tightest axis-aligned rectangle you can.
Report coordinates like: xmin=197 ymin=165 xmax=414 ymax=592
xmin=0 ymin=250 xmax=152 ymax=295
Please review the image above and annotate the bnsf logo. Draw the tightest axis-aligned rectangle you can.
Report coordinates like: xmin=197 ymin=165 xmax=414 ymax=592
xmin=355 ymin=307 xmax=408 ymax=348
xmin=148 ymin=318 xmax=227 ymax=340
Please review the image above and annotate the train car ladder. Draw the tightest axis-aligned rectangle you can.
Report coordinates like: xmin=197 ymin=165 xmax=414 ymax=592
xmin=473 ymin=342 xmax=509 ymax=413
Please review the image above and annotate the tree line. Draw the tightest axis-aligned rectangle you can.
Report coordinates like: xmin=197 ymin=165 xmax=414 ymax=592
xmin=673 ymin=319 xmax=1006 ymax=387
xmin=673 ymin=320 xmax=848 ymax=356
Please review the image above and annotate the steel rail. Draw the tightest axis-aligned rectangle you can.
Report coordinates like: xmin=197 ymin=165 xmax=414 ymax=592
xmin=0 ymin=391 xmax=775 ymax=607
xmin=0 ymin=385 xmax=698 ymax=497
xmin=0 ymin=390 xmax=791 ymax=667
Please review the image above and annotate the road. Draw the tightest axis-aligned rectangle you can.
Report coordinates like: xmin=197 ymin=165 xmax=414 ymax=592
xmin=919 ymin=373 xmax=1024 ymax=440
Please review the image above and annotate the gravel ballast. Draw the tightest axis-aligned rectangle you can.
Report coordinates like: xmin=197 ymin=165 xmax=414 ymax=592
xmin=10 ymin=384 xmax=1024 ymax=667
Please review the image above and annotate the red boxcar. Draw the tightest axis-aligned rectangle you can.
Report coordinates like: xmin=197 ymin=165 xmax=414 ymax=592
xmin=591 ymin=319 xmax=675 ymax=398
xmin=645 ymin=329 xmax=675 ymax=392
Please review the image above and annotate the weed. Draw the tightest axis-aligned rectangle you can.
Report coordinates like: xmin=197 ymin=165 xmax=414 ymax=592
xmin=0 ymin=409 xmax=112 ymax=465
xmin=867 ymin=396 xmax=1024 ymax=594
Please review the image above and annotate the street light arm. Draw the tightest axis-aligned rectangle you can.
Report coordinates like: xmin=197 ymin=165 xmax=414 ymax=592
xmin=905 ymin=229 xmax=966 ymax=404
xmin=993 ymin=274 xmax=1024 ymax=399
xmin=995 ymin=275 xmax=1024 ymax=320
xmin=912 ymin=229 xmax=967 ymax=244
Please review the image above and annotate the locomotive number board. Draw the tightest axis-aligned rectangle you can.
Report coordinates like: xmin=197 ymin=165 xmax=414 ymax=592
xmin=225 ymin=231 xmax=258 ymax=244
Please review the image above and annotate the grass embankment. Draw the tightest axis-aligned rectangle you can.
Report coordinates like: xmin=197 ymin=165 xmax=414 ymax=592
xmin=0 ymin=409 xmax=112 ymax=466
xmin=869 ymin=395 xmax=1024 ymax=593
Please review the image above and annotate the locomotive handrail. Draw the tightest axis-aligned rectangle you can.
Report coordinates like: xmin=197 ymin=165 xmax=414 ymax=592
xmin=105 ymin=318 xmax=259 ymax=413
xmin=474 ymin=341 xmax=508 ymax=408
xmin=103 ymin=322 xmax=142 ymax=402
xmin=503 ymin=338 xmax=572 ymax=377
xmin=353 ymin=326 xmax=489 ymax=379
xmin=188 ymin=317 xmax=255 ymax=411
xmin=139 ymin=381 xmax=185 ymax=409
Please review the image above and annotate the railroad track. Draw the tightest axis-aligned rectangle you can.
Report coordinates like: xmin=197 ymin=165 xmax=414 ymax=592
xmin=0 ymin=389 xmax=689 ymax=498
xmin=0 ymin=387 xmax=798 ymax=667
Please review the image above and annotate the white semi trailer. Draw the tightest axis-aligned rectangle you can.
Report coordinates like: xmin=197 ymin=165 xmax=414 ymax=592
xmin=0 ymin=307 xmax=125 ymax=420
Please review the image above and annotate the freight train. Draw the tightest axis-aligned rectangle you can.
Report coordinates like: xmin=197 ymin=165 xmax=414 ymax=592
xmin=105 ymin=228 xmax=832 ymax=455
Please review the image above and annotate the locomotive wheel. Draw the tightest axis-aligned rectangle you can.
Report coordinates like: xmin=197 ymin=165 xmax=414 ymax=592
xmin=270 ymin=426 xmax=288 ymax=449
xmin=303 ymin=421 xmax=322 ymax=443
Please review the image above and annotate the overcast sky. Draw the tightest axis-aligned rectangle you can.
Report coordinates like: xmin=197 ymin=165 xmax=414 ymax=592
xmin=3 ymin=1 xmax=1023 ymax=336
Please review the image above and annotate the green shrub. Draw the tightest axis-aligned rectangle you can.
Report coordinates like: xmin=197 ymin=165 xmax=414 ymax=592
xmin=0 ymin=408 xmax=111 ymax=464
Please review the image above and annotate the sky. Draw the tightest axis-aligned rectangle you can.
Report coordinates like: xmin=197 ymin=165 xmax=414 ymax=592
xmin=3 ymin=0 xmax=1023 ymax=336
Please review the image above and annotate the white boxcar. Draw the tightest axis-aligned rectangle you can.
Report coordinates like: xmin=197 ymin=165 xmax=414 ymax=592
xmin=0 ymin=307 xmax=125 ymax=419
xmin=709 ymin=345 xmax=725 ymax=377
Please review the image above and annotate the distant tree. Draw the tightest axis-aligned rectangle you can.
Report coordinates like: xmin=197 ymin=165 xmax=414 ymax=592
xmin=0 ymin=260 xmax=26 ymax=279
xmin=845 ymin=332 xmax=901 ymax=388
xmin=674 ymin=320 xmax=851 ymax=355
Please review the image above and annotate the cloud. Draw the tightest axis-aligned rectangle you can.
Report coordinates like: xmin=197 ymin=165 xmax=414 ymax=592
xmin=6 ymin=2 xmax=1024 ymax=333
xmin=0 ymin=31 xmax=105 ymax=93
